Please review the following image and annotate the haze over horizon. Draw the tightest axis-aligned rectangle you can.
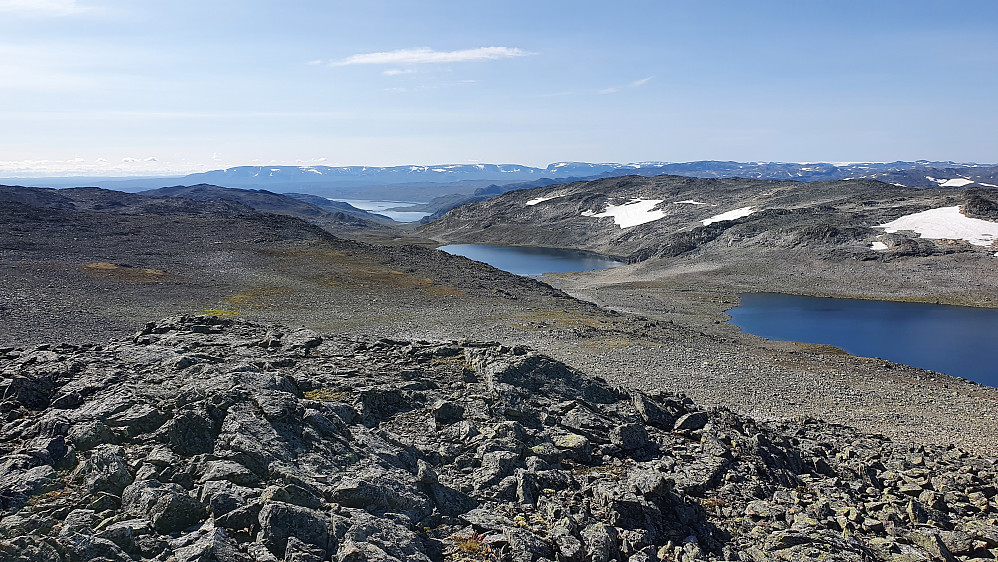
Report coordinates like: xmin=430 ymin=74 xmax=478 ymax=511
xmin=2 ymin=0 xmax=996 ymax=177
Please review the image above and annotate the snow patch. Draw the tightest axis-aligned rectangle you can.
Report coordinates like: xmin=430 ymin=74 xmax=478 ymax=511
xmin=582 ymin=198 xmax=666 ymax=228
xmin=939 ymin=178 xmax=974 ymax=187
xmin=870 ymin=241 xmax=889 ymax=251
xmin=701 ymin=206 xmax=755 ymax=226
xmin=878 ymin=206 xmax=998 ymax=246
xmin=927 ymin=176 xmax=975 ymax=187
xmin=526 ymin=195 xmax=559 ymax=206
xmin=675 ymin=200 xmax=709 ymax=206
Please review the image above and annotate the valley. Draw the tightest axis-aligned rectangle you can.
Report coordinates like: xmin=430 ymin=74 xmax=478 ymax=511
xmin=4 ymin=173 xmax=998 ymax=561
xmin=3 ymin=178 xmax=998 ymax=456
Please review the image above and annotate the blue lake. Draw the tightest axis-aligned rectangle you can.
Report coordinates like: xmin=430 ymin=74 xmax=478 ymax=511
xmin=727 ymin=293 xmax=998 ymax=387
xmin=329 ymin=199 xmax=431 ymax=222
xmin=438 ymin=244 xmax=625 ymax=277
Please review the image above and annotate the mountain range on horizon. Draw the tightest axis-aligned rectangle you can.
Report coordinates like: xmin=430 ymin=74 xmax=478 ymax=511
xmin=4 ymin=159 xmax=997 ymax=201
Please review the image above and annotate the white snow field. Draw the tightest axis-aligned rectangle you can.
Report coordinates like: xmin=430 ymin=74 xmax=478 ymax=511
xmin=526 ymin=195 xmax=558 ymax=206
xmin=701 ymin=206 xmax=755 ymax=226
xmin=582 ymin=198 xmax=666 ymax=228
xmin=926 ymin=176 xmax=975 ymax=188
xmin=878 ymin=206 xmax=998 ymax=246
xmin=870 ymin=241 xmax=889 ymax=251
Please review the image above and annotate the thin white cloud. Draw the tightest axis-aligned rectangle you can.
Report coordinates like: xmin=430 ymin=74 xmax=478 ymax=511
xmin=0 ymin=0 xmax=87 ymax=16
xmin=0 ymin=156 xmax=192 ymax=177
xmin=599 ymin=76 xmax=653 ymax=95
xmin=329 ymin=46 xmax=534 ymax=66
xmin=382 ymin=68 xmax=417 ymax=76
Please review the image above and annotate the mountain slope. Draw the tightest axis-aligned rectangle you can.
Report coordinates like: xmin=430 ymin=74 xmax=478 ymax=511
xmin=419 ymin=175 xmax=998 ymax=305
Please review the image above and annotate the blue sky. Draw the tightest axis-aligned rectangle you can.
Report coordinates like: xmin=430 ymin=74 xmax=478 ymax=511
xmin=1 ymin=0 xmax=996 ymax=176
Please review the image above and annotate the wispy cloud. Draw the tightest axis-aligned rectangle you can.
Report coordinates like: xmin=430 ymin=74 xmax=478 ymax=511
xmin=327 ymin=46 xmax=534 ymax=67
xmin=0 ymin=0 xmax=88 ymax=16
xmin=382 ymin=68 xmax=418 ymax=76
xmin=384 ymin=80 xmax=479 ymax=94
xmin=599 ymin=76 xmax=653 ymax=95
xmin=0 ymin=155 xmax=177 ymax=177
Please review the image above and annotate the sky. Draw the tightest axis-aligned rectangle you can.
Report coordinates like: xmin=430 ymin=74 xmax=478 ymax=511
xmin=1 ymin=0 xmax=996 ymax=176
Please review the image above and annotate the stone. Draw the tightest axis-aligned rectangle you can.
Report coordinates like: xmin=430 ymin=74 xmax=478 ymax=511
xmin=71 ymin=444 xmax=132 ymax=495
xmin=168 ymin=408 xmax=217 ymax=455
xmin=260 ymin=483 xmax=323 ymax=511
xmin=431 ymin=400 xmax=465 ymax=424
xmin=582 ymin=523 xmax=619 ymax=562
xmin=97 ymin=518 xmax=151 ymax=552
xmin=628 ymin=470 xmax=674 ymax=498
xmin=673 ymin=411 xmax=709 ymax=432
xmin=172 ymin=522 xmax=249 ymax=562
xmin=257 ymin=501 xmax=330 ymax=558
xmin=906 ymin=531 xmax=957 ymax=562
xmin=198 ymin=460 xmax=260 ymax=487
xmin=631 ymin=392 xmax=675 ymax=429
xmin=67 ymin=420 xmax=115 ymax=451
xmin=122 ymin=479 xmax=206 ymax=534
xmin=611 ymin=423 xmax=650 ymax=451
xmin=557 ymin=534 xmax=584 ymax=561
xmin=107 ymin=402 xmax=167 ymax=437
xmin=214 ymin=502 xmax=262 ymax=532
xmin=552 ymin=433 xmax=591 ymax=462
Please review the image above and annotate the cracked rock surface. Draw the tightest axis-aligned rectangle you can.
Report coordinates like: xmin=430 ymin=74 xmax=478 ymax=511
xmin=2 ymin=316 xmax=997 ymax=561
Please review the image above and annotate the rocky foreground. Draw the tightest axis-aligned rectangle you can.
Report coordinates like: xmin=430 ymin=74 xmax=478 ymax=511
xmin=1 ymin=317 xmax=997 ymax=561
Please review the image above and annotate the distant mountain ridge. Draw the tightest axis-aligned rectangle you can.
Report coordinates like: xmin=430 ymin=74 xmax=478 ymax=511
xmin=4 ymin=160 xmax=995 ymax=201
xmin=181 ymin=160 xmax=997 ymax=189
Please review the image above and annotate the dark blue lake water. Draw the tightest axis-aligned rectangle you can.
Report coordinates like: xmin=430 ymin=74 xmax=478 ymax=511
xmin=438 ymin=244 xmax=624 ymax=277
xmin=727 ymin=293 xmax=998 ymax=387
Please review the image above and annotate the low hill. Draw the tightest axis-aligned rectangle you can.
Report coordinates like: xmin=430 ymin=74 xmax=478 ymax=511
xmin=140 ymin=184 xmax=395 ymax=234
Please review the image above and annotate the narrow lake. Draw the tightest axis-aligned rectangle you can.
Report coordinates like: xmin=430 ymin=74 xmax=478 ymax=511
xmin=329 ymin=199 xmax=431 ymax=222
xmin=727 ymin=293 xmax=998 ymax=387
xmin=438 ymin=244 xmax=624 ymax=276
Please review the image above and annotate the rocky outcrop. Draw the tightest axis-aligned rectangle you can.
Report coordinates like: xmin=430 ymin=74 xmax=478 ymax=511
xmin=1 ymin=316 xmax=997 ymax=561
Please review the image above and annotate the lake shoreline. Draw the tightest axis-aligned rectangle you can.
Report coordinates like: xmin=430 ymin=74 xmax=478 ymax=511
xmin=542 ymin=269 xmax=998 ymax=455
xmin=727 ymin=292 xmax=998 ymax=387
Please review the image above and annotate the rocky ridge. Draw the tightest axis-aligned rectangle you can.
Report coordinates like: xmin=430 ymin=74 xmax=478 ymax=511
xmin=419 ymin=175 xmax=997 ymax=261
xmin=2 ymin=316 xmax=997 ymax=561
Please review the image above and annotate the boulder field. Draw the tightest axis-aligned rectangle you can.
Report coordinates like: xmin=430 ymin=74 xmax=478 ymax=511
xmin=1 ymin=316 xmax=996 ymax=561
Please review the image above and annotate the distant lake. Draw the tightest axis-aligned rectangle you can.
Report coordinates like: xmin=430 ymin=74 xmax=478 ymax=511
xmin=438 ymin=244 xmax=625 ymax=276
xmin=728 ymin=293 xmax=998 ymax=387
xmin=329 ymin=199 xmax=431 ymax=222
